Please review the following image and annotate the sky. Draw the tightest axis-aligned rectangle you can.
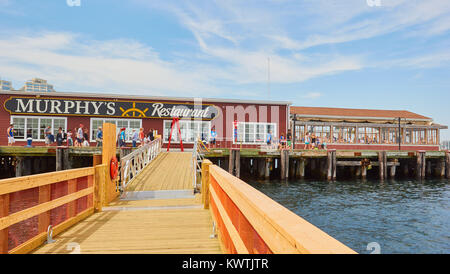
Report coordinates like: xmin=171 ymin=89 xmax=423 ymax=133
xmin=0 ymin=0 xmax=449 ymax=139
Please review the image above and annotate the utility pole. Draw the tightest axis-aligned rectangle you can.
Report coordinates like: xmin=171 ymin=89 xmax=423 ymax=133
xmin=267 ymin=57 xmax=270 ymax=99
xmin=398 ymin=117 xmax=402 ymax=151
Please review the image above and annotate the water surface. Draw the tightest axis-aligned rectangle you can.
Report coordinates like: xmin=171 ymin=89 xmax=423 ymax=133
xmin=245 ymin=178 xmax=450 ymax=254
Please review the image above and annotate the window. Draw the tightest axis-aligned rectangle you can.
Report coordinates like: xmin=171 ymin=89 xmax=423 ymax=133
xmin=357 ymin=127 xmax=380 ymax=144
xmin=163 ymin=120 xmax=211 ymax=143
xmin=10 ymin=116 xmax=67 ymax=141
xmin=307 ymin=125 xmax=331 ymax=142
xmin=90 ymin=118 xmax=142 ymax=142
xmin=234 ymin=122 xmax=276 ymax=144
xmin=333 ymin=127 xmax=356 ymax=143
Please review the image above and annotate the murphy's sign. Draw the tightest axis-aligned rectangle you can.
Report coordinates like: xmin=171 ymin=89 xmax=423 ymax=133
xmin=4 ymin=97 xmax=219 ymax=120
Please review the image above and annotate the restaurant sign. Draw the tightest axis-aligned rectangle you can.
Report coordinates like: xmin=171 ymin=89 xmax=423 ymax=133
xmin=4 ymin=96 xmax=219 ymax=120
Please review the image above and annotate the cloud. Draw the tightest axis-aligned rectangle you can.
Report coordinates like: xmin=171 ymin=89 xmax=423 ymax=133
xmin=301 ymin=92 xmax=322 ymax=100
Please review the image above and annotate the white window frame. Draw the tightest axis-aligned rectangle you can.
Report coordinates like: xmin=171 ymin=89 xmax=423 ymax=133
xmin=90 ymin=118 xmax=142 ymax=143
xmin=163 ymin=120 xmax=211 ymax=144
xmin=233 ymin=122 xmax=277 ymax=145
xmin=10 ymin=115 xmax=67 ymax=141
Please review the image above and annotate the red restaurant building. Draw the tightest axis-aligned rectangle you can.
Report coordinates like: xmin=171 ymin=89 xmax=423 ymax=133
xmin=0 ymin=90 xmax=291 ymax=148
xmin=291 ymin=106 xmax=448 ymax=151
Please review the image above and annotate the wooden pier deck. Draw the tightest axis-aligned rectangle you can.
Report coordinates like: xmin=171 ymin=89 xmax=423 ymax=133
xmin=32 ymin=198 xmax=220 ymax=254
xmin=31 ymin=152 xmax=221 ymax=254
xmin=126 ymin=152 xmax=194 ymax=191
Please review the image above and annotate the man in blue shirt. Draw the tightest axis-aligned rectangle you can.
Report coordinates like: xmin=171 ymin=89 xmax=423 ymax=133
xmin=210 ymin=127 xmax=217 ymax=148
xmin=96 ymin=127 xmax=103 ymax=147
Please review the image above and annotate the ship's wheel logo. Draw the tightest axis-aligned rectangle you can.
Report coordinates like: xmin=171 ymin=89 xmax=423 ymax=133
xmin=120 ymin=102 xmax=148 ymax=117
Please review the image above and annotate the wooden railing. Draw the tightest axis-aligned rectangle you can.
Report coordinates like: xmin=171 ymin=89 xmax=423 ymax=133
xmin=201 ymin=159 xmax=357 ymax=254
xmin=119 ymin=137 xmax=162 ymax=191
xmin=0 ymin=164 xmax=106 ymax=254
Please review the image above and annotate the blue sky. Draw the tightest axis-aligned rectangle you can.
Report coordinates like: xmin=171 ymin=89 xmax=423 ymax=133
xmin=0 ymin=0 xmax=449 ymax=139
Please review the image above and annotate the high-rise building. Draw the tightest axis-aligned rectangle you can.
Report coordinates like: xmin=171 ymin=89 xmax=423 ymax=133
xmin=21 ymin=78 xmax=55 ymax=92
xmin=0 ymin=78 xmax=12 ymax=91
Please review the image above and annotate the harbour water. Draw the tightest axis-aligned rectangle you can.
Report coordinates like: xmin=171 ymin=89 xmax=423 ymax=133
xmin=246 ymin=178 xmax=450 ymax=254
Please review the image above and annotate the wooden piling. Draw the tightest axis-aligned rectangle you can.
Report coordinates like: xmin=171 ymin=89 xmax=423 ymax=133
xmin=228 ymin=149 xmax=235 ymax=175
xmin=235 ymin=149 xmax=241 ymax=178
xmin=439 ymin=158 xmax=445 ymax=178
xmin=298 ymin=158 xmax=305 ymax=179
xmin=280 ymin=150 xmax=289 ymax=180
xmin=15 ymin=157 xmax=23 ymax=177
xmin=63 ymin=147 xmax=71 ymax=170
xmin=378 ymin=151 xmax=387 ymax=180
xmin=446 ymin=151 xmax=450 ymax=179
xmin=390 ymin=160 xmax=397 ymax=178
xmin=56 ymin=147 xmax=63 ymax=171
xmin=416 ymin=151 xmax=426 ymax=179
xmin=361 ymin=165 xmax=367 ymax=179
xmin=265 ymin=158 xmax=271 ymax=179
xmin=426 ymin=160 xmax=432 ymax=177
xmin=327 ymin=149 xmax=337 ymax=181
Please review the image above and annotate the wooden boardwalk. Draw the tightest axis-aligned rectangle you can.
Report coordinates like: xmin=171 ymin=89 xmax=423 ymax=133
xmin=126 ymin=152 xmax=194 ymax=191
xmin=32 ymin=152 xmax=221 ymax=254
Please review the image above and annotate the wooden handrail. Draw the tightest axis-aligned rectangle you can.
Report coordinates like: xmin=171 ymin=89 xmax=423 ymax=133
xmin=0 ymin=164 xmax=106 ymax=254
xmin=204 ymin=162 xmax=357 ymax=254
xmin=0 ymin=167 xmax=94 ymax=195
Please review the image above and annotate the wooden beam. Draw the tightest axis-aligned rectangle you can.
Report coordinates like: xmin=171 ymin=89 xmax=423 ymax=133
xmin=209 ymin=185 xmax=249 ymax=254
xmin=0 ymin=194 xmax=9 ymax=254
xmin=37 ymin=185 xmax=51 ymax=235
xmin=94 ymin=164 xmax=106 ymax=212
xmin=102 ymin=123 xmax=119 ymax=205
xmin=0 ymin=167 xmax=94 ymax=196
xmin=0 ymin=187 xmax=93 ymax=231
xmin=201 ymin=160 xmax=212 ymax=209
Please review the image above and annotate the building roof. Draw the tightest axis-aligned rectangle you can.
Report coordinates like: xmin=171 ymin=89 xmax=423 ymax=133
xmin=1 ymin=90 xmax=292 ymax=106
xmin=291 ymin=106 xmax=432 ymax=121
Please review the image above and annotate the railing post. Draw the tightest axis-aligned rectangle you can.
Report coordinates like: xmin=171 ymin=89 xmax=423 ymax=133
xmin=202 ymin=160 xmax=213 ymax=209
xmin=94 ymin=164 xmax=106 ymax=212
xmin=0 ymin=194 xmax=9 ymax=254
xmin=37 ymin=185 xmax=51 ymax=238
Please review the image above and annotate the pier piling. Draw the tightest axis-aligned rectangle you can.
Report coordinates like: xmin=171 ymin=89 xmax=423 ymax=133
xmin=327 ymin=149 xmax=337 ymax=181
xmin=417 ymin=151 xmax=426 ymax=179
xmin=378 ymin=151 xmax=387 ymax=180
xmin=446 ymin=151 xmax=450 ymax=179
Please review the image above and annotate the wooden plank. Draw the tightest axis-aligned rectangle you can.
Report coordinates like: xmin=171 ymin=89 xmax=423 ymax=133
xmin=94 ymin=164 xmax=106 ymax=211
xmin=67 ymin=179 xmax=77 ymax=218
xmin=9 ymin=208 xmax=94 ymax=254
xmin=209 ymin=185 xmax=249 ymax=254
xmin=0 ymin=194 xmax=9 ymax=254
xmin=201 ymin=160 xmax=212 ymax=209
xmin=0 ymin=167 xmax=94 ymax=195
xmin=0 ymin=187 xmax=93 ymax=231
xmin=32 ymin=207 xmax=221 ymax=254
xmin=38 ymin=185 xmax=51 ymax=234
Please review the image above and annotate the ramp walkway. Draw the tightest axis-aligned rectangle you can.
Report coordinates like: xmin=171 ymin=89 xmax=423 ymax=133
xmin=32 ymin=152 xmax=221 ymax=254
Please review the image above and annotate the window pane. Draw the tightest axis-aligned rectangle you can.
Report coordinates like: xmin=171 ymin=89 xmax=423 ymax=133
xmin=12 ymin=117 xmax=25 ymax=139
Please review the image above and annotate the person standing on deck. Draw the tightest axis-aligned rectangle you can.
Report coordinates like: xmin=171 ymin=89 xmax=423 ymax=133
xmin=267 ymin=130 xmax=272 ymax=146
xmin=149 ymin=128 xmax=154 ymax=142
xmin=56 ymin=127 xmax=64 ymax=146
xmin=7 ymin=124 xmax=15 ymax=146
xmin=96 ymin=127 xmax=103 ymax=147
xmin=67 ymin=130 xmax=73 ymax=146
xmin=44 ymin=126 xmax=52 ymax=147
xmin=139 ymin=128 xmax=145 ymax=146
xmin=132 ymin=129 xmax=139 ymax=148
xmin=119 ymin=128 xmax=126 ymax=147
xmin=77 ymin=124 xmax=84 ymax=147
xmin=210 ymin=127 xmax=217 ymax=148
